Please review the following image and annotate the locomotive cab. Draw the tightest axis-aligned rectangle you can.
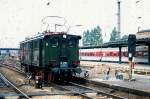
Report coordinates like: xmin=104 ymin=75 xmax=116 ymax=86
xmin=43 ymin=33 xmax=81 ymax=82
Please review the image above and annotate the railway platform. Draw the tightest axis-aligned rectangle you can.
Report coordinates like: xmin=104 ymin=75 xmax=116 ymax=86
xmin=80 ymin=61 xmax=150 ymax=76
xmin=88 ymin=74 xmax=150 ymax=96
xmin=80 ymin=61 xmax=150 ymax=96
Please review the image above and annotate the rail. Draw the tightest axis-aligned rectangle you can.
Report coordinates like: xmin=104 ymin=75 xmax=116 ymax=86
xmin=0 ymin=73 xmax=31 ymax=99
xmin=50 ymin=83 xmax=94 ymax=99
xmin=51 ymin=82 xmax=126 ymax=99
xmin=70 ymin=82 xmax=125 ymax=99
xmin=0 ymin=63 xmax=25 ymax=75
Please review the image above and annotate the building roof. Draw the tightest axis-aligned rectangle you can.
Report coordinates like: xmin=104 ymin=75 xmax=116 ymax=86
xmin=137 ymin=29 xmax=150 ymax=33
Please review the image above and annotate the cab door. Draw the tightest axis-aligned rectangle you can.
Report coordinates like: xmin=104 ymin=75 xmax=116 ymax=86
xmin=43 ymin=36 xmax=60 ymax=67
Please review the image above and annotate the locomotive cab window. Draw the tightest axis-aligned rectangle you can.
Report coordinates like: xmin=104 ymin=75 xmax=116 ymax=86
xmin=51 ymin=38 xmax=59 ymax=47
xmin=61 ymin=39 xmax=66 ymax=48
xmin=68 ymin=38 xmax=77 ymax=47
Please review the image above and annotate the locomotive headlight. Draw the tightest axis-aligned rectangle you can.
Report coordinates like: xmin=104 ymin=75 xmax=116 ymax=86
xmin=63 ymin=34 xmax=66 ymax=38
xmin=60 ymin=62 xmax=68 ymax=67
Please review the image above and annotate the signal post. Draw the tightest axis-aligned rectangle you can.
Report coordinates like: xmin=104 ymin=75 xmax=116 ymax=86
xmin=128 ymin=34 xmax=136 ymax=81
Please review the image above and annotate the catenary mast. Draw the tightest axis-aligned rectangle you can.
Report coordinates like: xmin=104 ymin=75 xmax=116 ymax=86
xmin=117 ymin=0 xmax=121 ymax=40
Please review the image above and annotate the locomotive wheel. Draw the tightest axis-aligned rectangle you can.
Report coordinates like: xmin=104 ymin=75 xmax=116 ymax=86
xmin=60 ymin=71 xmax=72 ymax=83
xmin=52 ymin=73 xmax=60 ymax=83
xmin=49 ymin=70 xmax=73 ymax=84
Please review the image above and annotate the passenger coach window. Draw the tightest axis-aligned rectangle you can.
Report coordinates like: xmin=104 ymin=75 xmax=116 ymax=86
xmin=51 ymin=38 xmax=58 ymax=47
xmin=69 ymin=38 xmax=77 ymax=47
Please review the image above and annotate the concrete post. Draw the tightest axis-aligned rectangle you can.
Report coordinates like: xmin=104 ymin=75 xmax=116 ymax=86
xmin=148 ymin=44 xmax=150 ymax=65
xmin=119 ymin=46 xmax=122 ymax=64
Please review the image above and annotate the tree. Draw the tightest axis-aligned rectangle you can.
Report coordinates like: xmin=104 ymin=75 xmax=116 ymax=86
xmin=109 ymin=27 xmax=117 ymax=42
xmin=92 ymin=26 xmax=103 ymax=46
xmin=82 ymin=26 xmax=103 ymax=47
xmin=82 ymin=30 xmax=90 ymax=46
xmin=121 ymin=35 xmax=128 ymax=41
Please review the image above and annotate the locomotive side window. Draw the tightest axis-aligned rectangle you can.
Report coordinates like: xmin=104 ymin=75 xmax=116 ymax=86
xmin=51 ymin=38 xmax=59 ymax=47
xmin=69 ymin=38 xmax=77 ymax=47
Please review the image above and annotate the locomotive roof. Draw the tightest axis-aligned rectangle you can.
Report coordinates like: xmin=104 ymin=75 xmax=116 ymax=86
xmin=20 ymin=32 xmax=81 ymax=44
xmin=20 ymin=32 xmax=44 ymax=44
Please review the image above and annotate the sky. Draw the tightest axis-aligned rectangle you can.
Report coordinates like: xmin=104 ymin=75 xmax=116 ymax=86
xmin=0 ymin=0 xmax=150 ymax=48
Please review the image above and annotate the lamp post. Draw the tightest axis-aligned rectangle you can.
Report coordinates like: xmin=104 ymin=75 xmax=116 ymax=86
xmin=138 ymin=26 xmax=141 ymax=32
xmin=136 ymin=0 xmax=142 ymax=32
xmin=136 ymin=0 xmax=142 ymax=4
xmin=137 ymin=16 xmax=142 ymax=32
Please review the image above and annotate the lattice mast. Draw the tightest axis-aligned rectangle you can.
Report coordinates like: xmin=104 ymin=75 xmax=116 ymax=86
xmin=117 ymin=0 xmax=121 ymax=40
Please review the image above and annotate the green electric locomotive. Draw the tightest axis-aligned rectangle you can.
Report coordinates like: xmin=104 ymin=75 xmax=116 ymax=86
xmin=20 ymin=32 xmax=81 ymax=82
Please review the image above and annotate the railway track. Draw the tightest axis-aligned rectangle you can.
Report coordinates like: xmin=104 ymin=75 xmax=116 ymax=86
xmin=0 ymin=62 xmax=26 ymax=77
xmin=0 ymin=73 xmax=31 ymax=99
xmin=51 ymin=82 xmax=125 ymax=99
xmin=0 ymin=62 xmax=133 ymax=99
xmin=0 ymin=57 xmax=148 ymax=99
xmin=72 ymin=77 xmax=150 ymax=99
xmin=70 ymin=82 xmax=126 ymax=99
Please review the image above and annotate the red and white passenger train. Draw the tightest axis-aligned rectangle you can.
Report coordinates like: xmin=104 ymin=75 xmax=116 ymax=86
xmin=80 ymin=30 xmax=150 ymax=64
xmin=79 ymin=46 xmax=148 ymax=64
